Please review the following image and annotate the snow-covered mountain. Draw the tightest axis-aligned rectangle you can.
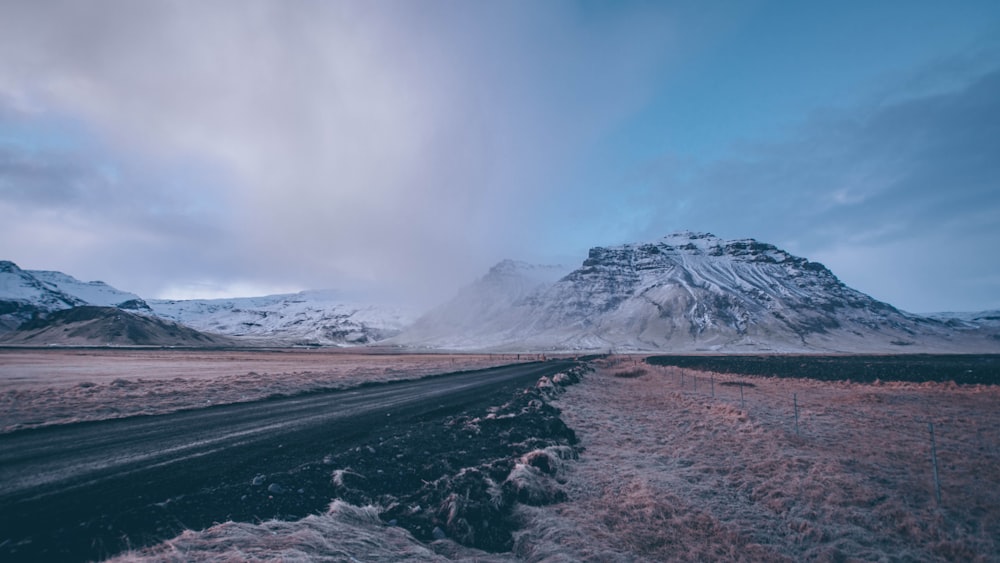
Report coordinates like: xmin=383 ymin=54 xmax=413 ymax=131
xmin=148 ymin=291 xmax=416 ymax=346
xmin=25 ymin=269 xmax=150 ymax=311
xmin=926 ymin=310 xmax=1000 ymax=330
xmin=0 ymin=261 xmax=148 ymax=331
xmin=1 ymin=260 xmax=415 ymax=346
xmin=395 ymin=232 xmax=998 ymax=353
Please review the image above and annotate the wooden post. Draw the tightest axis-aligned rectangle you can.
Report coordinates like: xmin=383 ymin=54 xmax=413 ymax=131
xmin=793 ymin=393 xmax=799 ymax=436
xmin=739 ymin=382 xmax=745 ymax=410
xmin=929 ymin=422 xmax=942 ymax=504
xmin=710 ymin=375 xmax=715 ymax=398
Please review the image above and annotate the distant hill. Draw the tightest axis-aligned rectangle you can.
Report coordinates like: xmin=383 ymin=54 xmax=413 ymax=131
xmin=0 ymin=260 xmax=150 ymax=332
xmin=148 ymin=291 xmax=416 ymax=346
xmin=1 ymin=260 xmax=414 ymax=346
xmin=0 ymin=306 xmax=236 ymax=347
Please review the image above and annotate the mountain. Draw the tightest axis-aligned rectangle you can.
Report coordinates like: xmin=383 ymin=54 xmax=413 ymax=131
xmin=0 ymin=261 xmax=151 ymax=332
xmin=27 ymin=269 xmax=150 ymax=311
xmin=395 ymin=232 xmax=998 ymax=353
xmin=0 ymin=306 xmax=235 ymax=347
xmin=1 ymin=261 xmax=412 ymax=347
xmin=147 ymin=291 xmax=416 ymax=346
xmin=396 ymin=260 xmax=571 ymax=349
xmin=1 ymin=260 xmax=82 ymax=307
xmin=926 ymin=310 xmax=1000 ymax=330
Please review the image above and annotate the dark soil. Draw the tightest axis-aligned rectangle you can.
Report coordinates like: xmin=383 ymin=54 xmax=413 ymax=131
xmin=646 ymin=354 xmax=1000 ymax=385
xmin=135 ymin=364 xmax=586 ymax=556
xmin=301 ymin=366 xmax=586 ymax=552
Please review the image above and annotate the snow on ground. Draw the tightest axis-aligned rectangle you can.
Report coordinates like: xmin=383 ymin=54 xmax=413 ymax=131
xmin=0 ymin=349 xmax=529 ymax=433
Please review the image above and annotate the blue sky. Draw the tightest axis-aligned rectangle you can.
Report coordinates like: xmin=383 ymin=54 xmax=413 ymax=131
xmin=0 ymin=1 xmax=998 ymax=312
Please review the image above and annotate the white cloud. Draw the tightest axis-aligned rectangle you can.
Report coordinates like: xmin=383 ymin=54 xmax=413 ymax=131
xmin=0 ymin=1 xmax=675 ymax=306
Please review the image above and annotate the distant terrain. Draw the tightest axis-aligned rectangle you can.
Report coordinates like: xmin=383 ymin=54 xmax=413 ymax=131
xmin=3 ymin=232 xmax=998 ymax=351
xmin=395 ymin=232 xmax=999 ymax=353
xmin=0 ymin=306 xmax=235 ymax=347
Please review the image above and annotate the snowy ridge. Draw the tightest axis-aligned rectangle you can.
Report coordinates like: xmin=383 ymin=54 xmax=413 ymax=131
xmin=26 ymin=269 xmax=149 ymax=310
xmin=149 ymin=291 xmax=416 ymax=346
xmin=1 ymin=261 xmax=85 ymax=331
xmin=395 ymin=232 xmax=998 ymax=353
xmin=1 ymin=260 xmax=415 ymax=346
xmin=926 ymin=310 xmax=1000 ymax=329
xmin=1 ymin=261 xmax=83 ymax=309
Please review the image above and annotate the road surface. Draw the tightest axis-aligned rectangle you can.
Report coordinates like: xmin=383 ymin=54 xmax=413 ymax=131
xmin=0 ymin=360 xmax=572 ymax=561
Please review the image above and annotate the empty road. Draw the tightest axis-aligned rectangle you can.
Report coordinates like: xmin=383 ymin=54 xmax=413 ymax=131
xmin=0 ymin=360 xmax=572 ymax=561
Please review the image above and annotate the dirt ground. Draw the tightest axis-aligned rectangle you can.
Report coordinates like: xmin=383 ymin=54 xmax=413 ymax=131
xmin=0 ymin=348 xmax=534 ymax=432
xmin=514 ymin=357 xmax=1000 ymax=561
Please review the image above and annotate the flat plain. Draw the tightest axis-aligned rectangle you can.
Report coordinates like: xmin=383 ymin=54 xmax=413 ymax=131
xmin=519 ymin=357 xmax=1000 ymax=561
xmin=4 ymin=349 xmax=999 ymax=561
xmin=0 ymin=348 xmax=527 ymax=432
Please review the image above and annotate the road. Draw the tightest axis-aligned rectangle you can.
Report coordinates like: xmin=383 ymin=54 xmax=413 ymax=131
xmin=0 ymin=360 xmax=572 ymax=562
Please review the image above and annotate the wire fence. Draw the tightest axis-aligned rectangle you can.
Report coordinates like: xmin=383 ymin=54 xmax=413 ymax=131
xmin=636 ymin=360 xmax=1000 ymax=509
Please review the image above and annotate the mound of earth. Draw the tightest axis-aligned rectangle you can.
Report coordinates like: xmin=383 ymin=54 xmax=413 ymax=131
xmin=0 ymin=306 xmax=235 ymax=347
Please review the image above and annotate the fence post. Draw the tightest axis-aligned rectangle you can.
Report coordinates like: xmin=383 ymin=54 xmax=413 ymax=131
xmin=929 ymin=422 xmax=942 ymax=505
xmin=711 ymin=375 xmax=715 ymax=398
xmin=740 ymin=382 xmax=745 ymax=410
xmin=793 ymin=393 xmax=799 ymax=436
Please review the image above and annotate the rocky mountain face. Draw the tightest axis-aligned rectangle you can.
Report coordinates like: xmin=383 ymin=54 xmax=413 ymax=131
xmin=0 ymin=261 xmax=149 ymax=332
xmin=396 ymin=232 xmax=998 ymax=352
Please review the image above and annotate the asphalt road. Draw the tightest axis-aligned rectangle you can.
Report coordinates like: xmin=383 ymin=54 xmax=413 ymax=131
xmin=0 ymin=360 xmax=572 ymax=562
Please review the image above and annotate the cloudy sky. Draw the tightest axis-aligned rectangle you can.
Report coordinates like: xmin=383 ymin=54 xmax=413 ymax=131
xmin=1 ymin=1 xmax=998 ymax=313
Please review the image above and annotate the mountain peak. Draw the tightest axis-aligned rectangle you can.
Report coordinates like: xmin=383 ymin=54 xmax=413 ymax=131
xmin=584 ymin=232 xmax=832 ymax=275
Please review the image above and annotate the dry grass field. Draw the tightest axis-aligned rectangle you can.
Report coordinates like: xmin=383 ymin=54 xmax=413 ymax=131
xmin=0 ymin=348 xmax=527 ymax=432
xmin=515 ymin=357 xmax=1000 ymax=562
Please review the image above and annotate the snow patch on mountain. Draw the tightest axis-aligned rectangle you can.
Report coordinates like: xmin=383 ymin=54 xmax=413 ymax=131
xmin=26 ymin=269 xmax=150 ymax=310
xmin=926 ymin=310 xmax=1000 ymax=329
xmin=148 ymin=291 xmax=417 ymax=346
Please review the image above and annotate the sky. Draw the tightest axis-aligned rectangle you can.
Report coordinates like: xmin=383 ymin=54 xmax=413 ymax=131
xmin=1 ymin=0 xmax=998 ymax=313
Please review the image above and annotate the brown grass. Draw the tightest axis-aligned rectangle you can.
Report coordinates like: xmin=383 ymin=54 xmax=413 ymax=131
xmin=0 ymin=349 xmax=528 ymax=432
xmin=515 ymin=358 xmax=1000 ymax=562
